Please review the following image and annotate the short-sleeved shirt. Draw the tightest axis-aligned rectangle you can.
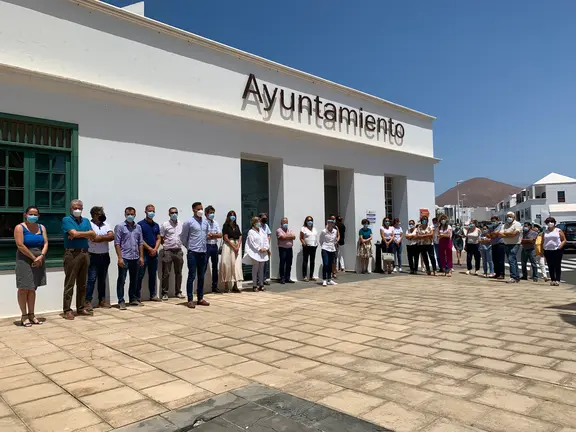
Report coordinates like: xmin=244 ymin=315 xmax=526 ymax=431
xmin=114 ymin=222 xmax=143 ymax=260
xmin=277 ymin=228 xmax=295 ymax=248
xmin=206 ymin=219 xmax=221 ymax=245
xmin=490 ymin=223 xmax=505 ymax=245
xmin=502 ymin=220 xmax=522 ymax=245
xmin=381 ymin=226 xmax=394 ymax=241
xmin=222 ymin=223 xmax=241 ymax=240
xmin=393 ymin=226 xmax=403 ymax=242
xmin=181 ymin=216 xmax=209 ymax=253
xmin=160 ymin=220 xmax=183 ymax=250
xmin=321 ymin=228 xmax=338 ymax=252
xmin=62 ymin=215 xmax=92 ymax=249
xmin=416 ymin=225 xmax=433 ymax=245
xmin=88 ymin=221 xmax=112 ymax=254
xmin=405 ymin=228 xmax=418 ymax=246
xmin=138 ymin=219 xmax=160 ymax=249
xmin=301 ymin=227 xmax=318 ymax=247
xmin=466 ymin=228 xmax=481 ymax=244
xmin=263 ymin=224 xmax=271 ymax=237
xmin=359 ymin=227 xmax=372 ymax=239
xmin=521 ymin=228 xmax=538 ymax=250
xmin=336 ymin=223 xmax=346 ymax=246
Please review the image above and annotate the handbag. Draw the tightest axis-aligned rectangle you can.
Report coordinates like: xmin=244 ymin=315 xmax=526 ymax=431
xmin=382 ymin=252 xmax=394 ymax=262
xmin=218 ymin=240 xmax=223 ymax=255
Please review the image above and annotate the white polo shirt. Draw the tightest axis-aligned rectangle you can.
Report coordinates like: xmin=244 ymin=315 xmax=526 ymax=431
xmin=88 ymin=221 xmax=112 ymax=254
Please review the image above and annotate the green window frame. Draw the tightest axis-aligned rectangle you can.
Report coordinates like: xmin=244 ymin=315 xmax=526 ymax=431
xmin=0 ymin=113 xmax=78 ymax=270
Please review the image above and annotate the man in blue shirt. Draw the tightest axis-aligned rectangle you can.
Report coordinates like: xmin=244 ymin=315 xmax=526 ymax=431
xmin=205 ymin=205 xmax=222 ymax=293
xmin=489 ymin=216 xmax=506 ymax=280
xmin=137 ymin=204 xmax=162 ymax=303
xmin=180 ymin=202 xmax=210 ymax=308
xmin=61 ymin=199 xmax=96 ymax=320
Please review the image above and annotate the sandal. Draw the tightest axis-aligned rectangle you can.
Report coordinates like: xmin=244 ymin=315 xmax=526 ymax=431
xmin=21 ymin=315 xmax=32 ymax=327
xmin=259 ymin=286 xmax=266 ymax=291
xmin=29 ymin=314 xmax=42 ymax=325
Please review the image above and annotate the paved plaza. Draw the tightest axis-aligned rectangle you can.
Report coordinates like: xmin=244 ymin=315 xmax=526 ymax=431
xmin=2 ymin=272 xmax=576 ymax=431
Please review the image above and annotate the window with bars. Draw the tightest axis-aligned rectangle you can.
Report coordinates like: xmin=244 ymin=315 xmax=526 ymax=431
xmin=0 ymin=114 xmax=77 ymax=270
xmin=384 ymin=176 xmax=394 ymax=219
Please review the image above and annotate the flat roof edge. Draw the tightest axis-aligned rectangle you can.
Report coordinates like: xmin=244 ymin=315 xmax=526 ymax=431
xmin=0 ymin=63 xmax=440 ymax=164
xmin=68 ymin=0 xmax=436 ymax=121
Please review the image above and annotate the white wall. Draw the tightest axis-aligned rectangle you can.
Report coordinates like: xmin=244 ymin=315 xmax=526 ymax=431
xmin=545 ymin=184 xmax=576 ymax=206
xmin=0 ymin=0 xmax=434 ymax=159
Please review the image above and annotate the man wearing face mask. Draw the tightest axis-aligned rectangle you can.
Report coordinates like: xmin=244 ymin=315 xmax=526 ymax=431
xmin=137 ymin=204 xmax=162 ymax=303
xmin=86 ymin=206 xmax=114 ymax=311
xmin=277 ymin=217 xmax=296 ymax=284
xmin=160 ymin=207 xmax=184 ymax=300
xmin=520 ymin=221 xmax=539 ymax=282
xmin=488 ymin=216 xmax=506 ymax=279
xmin=61 ymin=199 xmax=96 ymax=320
xmin=205 ymin=205 xmax=222 ymax=293
xmin=259 ymin=213 xmax=272 ymax=285
xmin=115 ymin=207 xmax=144 ymax=310
xmin=180 ymin=202 xmax=210 ymax=308
xmin=500 ymin=211 xmax=522 ymax=283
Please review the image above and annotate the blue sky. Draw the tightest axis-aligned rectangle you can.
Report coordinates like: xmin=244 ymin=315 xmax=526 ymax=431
xmin=104 ymin=0 xmax=576 ymax=195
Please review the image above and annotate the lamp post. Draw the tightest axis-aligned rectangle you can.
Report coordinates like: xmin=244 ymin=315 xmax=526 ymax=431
xmin=456 ymin=180 xmax=464 ymax=224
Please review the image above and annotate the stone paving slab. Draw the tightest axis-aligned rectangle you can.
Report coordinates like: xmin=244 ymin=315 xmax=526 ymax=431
xmin=1 ymin=272 xmax=576 ymax=431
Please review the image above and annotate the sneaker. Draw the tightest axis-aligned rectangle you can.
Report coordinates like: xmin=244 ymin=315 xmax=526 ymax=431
xmin=264 ymin=280 xmax=270 ymax=286
xmin=85 ymin=301 xmax=93 ymax=311
xmin=151 ymin=297 xmax=162 ymax=302
xmin=398 ymin=268 xmax=403 ymax=273
xmin=162 ymin=295 xmax=169 ymax=301
xmin=393 ymin=267 xmax=398 ymax=273
xmin=138 ymin=300 xmax=145 ymax=306
xmin=118 ymin=302 xmax=127 ymax=310
xmin=327 ymin=280 xmax=338 ymax=285
xmin=128 ymin=301 xmax=139 ymax=307
xmin=186 ymin=301 xmax=196 ymax=308
xmin=508 ymin=278 xmax=519 ymax=283
xmin=465 ymin=270 xmax=470 ymax=275
xmin=176 ymin=293 xmax=186 ymax=299
xmin=98 ymin=300 xmax=111 ymax=308
xmin=322 ymin=280 xmax=327 ymax=286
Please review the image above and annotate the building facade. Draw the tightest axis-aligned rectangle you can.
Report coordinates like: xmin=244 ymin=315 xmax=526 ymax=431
xmin=0 ymin=0 xmax=437 ymax=317
xmin=492 ymin=173 xmax=576 ymax=224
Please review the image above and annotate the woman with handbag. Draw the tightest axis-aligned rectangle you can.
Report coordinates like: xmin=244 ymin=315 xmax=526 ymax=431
xmin=357 ymin=218 xmax=373 ymax=274
xmin=380 ymin=217 xmax=395 ymax=274
xmin=219 ymin=210 xmax=243 ymax=293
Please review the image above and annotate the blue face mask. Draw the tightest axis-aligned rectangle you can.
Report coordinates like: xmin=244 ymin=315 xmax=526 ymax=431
xmin=523 ymin=227 xmax=529 ymax=232
xmin=469 ymin=224 xmax=474 ymax=229
xmin=170 ymin=213 xmax=178 ymax=221
xmin=482 ymin=230 xmax=488 ymax=234
xmin=363 ymin=224 xmax=369 ymax=229
xmin=26 ymin=215 xmax=39 ymax=223
xmin=307 ymin=220 xmax=313 ymax=227
xmin=328 ymin=220 xmax=335 ymax=224
xmin=282 ymin=223 xmax=288 ymax=230
xmin=126 ymin=215 xmax=135 ymax=223
xmin=421 ymin=219 xmax=428 ymax=224
xmin=208 ymin=213 xmax=215 ymax=220
xmin=385 ymin=221 xmax=390 ymax=226
xmin=506 ymin=217 xmax=513 ymax=223
xmin=229 ymin=215 xmax=236 ymax=222
xmin=147 ymin=211 xmax=155 ymax=219
xmin=409 ymin=224 xmax=415 ymax=229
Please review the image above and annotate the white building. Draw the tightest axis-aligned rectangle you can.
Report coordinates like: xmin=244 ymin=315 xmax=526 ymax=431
xmin=0 ymin=0 xmax=437 ymax=317
xmin=493 ymin=173 xmax=576 ymax=224
xmin=436 ymin=205 xmax=493 ymax=224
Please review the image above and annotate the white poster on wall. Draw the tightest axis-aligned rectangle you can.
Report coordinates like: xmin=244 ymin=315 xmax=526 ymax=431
xmin=366 ymin=210 xmax=377 ymax=225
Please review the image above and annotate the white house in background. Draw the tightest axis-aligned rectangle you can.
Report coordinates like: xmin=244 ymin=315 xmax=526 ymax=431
xmin=493 ymin=173 xmax=576 ymax=224
xmin=437 ymin=205 xmax=493 ymax=223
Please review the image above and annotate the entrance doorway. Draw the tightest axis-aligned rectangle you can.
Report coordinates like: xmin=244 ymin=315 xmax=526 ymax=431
xmin=241 ymin=159 xmax=269 ymax=279
xmin=324 ymin=169 xmax=340 ymax=220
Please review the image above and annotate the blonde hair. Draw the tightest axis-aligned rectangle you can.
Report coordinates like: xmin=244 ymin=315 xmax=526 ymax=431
xmin=250 ymin=216 xmax=260 ymax=227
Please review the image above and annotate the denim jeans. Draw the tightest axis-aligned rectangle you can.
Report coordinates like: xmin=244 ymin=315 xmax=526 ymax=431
xmin=86 ymin=253 xmax=110 ymax=302
xmin=392 ymin=242 xmax=402 ymax=268
xmin=205 ymin=244 xmax=219 ymax=289
xmin=278 ymin=247 xmax=293 ymax=282
xmin=321 ymin=249 xmax=336 ymax=281
xmin=117 ymin=259 xmax=139 ymax=304
xmin=505 ymin=244 xmax=520 ymax=280
xmin=186 ymin=251 xmax=206 ymax=302
xmin=433 ymin=243 xmax=442 ymax=269
xmin=137 ymin=253 xmax=158 ymax=299
xmin=479 ymin=244 xmax=493 ymax=275
xmin=521 ymin=247 xmax=538 ymax=280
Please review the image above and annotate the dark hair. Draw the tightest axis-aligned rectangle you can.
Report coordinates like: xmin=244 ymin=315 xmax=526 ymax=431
xmin=224 ymin=210 xmax=237 ymax=228
xmin=25 ymin=206 xmax=39 ymax=214
xmin=303 ymin=216 xmax=313 ymax=226
xmin=545 ymin=217 xmax=556 ymax=224
xmin=90 ymin=206 xmax=104 ymax=217
xmin=409 ymin=219 xmax=415 ymax=225
xmin=470 ymin=219 xmax=477 ymax=226
xmin=336 ymin=216 xmax=343 ymax=222
xmin=361 ymin=218 xmax=369 ymax=225
xmin=125 ymin=206 xmax=136 ymax=213
xmin=192 ymin=202 xmax=202 ymax=210
xmin=259 ymin=212 xmax=268 ymax=219
xmin=392 ymin=218 xmax=400 ymax=226
xmin=524 ymin=221 xmax=532 ymax=226
xmin=491 ymin=216 xmax=499 ymax=221
xmin=169 ymin=207 xmax=178 ymax=214
xmin=432 ymin=217 xmax=438 ymax=223
xmin=145 ymin=204 xmax=155 ymax=211
xmin=205 ymin=205 xmax=215 ymax=214
xmin=382 ymin=217 xmax=391 ymax=225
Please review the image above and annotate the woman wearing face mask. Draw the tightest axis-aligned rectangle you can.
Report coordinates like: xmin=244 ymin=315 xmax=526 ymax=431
xmin=220 ymin=211 xmax=243 ymax=293
xmin=465 ymin=220 xmax=481 ymax=275
xmin=300 ymin=216 xmax=318 ymax=281
xmin=14 ymin=206 xmax=48 ymax=327
xmin=243 ymin=217 xmax=269 ymax=291
xmin=415 ymin=217 xmax=436 ymax=275
xmin=543 ymin=217 xmax=566 ymax=286
xmin=479 ymin=225 xmax=494 ymax=277
xmin=392 ymin=218 xmax=403 ymax=272
xmin=452 ymin=222 xmax=464 ymax=266
xmin=320 ymin=218 xmax=339 ymax=286
xmin=380 ymin=217 xmax=395 ymax=274
xmin=357 ymin=218 xmax=373 ymax=274
xmin=327 ymin=214 xmax=340 ymax=279
xmin=437 ymin=215 xmax=453 ymax=276
xmin=405 ymin=220 xmax=419 ymax=274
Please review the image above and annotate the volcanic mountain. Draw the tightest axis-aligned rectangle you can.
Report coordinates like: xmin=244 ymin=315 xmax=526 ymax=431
xmin=436 ymin=178 xmax=520 ymax=208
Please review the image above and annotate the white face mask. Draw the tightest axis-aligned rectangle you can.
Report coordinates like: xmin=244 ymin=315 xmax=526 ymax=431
xmin=548 ymin=222 xmax=555 ymax=229
xmin=72 ymin=209 xmax=82 ymax=217
xmin=196 ymin=210 xmax=204 ymax=218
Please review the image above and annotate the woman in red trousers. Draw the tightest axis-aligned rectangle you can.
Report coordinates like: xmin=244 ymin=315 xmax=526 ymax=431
xmin=437 ymin=214 xmax=453 ymax=277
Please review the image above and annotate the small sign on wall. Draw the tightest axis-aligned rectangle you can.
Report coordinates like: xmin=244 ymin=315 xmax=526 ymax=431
xmin=366 ymin=210 xmax=377 ymax=225
xmin=419 ymin=208 xmax=430 ymax=219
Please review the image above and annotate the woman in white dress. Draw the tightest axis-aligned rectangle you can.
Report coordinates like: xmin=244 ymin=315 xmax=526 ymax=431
xmin=243 ymin=216 xmax=269 ymax=291
xmin=219 ymin=210 xmax=243 ymax=293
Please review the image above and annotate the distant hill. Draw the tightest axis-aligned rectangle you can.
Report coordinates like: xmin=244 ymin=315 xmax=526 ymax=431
xmin=436 ymin=178 xmax=520 ymax=208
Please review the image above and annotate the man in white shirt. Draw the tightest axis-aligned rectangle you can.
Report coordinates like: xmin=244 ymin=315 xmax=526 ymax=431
xmin=160 ymin=207 xmax=185 ymax=300
xmin=500 ymin=211 xmax=522 ymax=283
xmin=205 ymin=205 xmax=222 ymax=293
xmin=259 ymin=212 xmax=272 ymax=285
xmin=86 ymin=206 xmax=114 ymax=310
